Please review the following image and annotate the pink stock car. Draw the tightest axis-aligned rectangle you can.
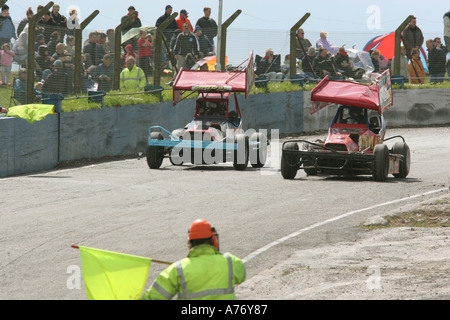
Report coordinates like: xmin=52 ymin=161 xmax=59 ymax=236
xmin=281 ymin=70 xmax=411 ymax=182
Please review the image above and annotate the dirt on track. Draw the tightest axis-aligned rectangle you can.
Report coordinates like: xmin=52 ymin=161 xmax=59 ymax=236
xmin=236 ymin=195 xmax=450 ymax=300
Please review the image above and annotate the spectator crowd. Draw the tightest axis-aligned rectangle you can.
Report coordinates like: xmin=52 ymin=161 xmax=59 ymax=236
xmin=0 ymin=3 xmax=449 ymax=105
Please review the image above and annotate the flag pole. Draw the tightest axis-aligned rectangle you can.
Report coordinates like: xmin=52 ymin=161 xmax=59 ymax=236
xmin=71 ymin=245 xmax=173 ymax=265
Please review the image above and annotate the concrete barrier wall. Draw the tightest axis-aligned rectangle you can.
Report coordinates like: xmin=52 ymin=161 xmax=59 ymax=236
xmin=0 ymin=116 xmax=58 ymax=177
xmin=0 ymin=89 xmax=448 ymax=178
xmin=303 ymin=88 xmax=450 ymax=131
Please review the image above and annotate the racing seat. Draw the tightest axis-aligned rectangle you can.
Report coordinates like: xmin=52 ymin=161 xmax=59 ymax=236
xmin=369 ymin=116 xmax=381 ymax=134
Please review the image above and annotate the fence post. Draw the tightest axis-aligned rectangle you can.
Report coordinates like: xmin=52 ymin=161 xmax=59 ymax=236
xmin=0 ymin=1 xmax=7 ymax=9
xmin=113 ymin=12 xmax=138 ymax=91
xmin=153 ymin=12 xmax=178 ymax=86
xmin=393 ymin=15 xmax=414 ymax=76
xmin=26 ymin=1 xmax=54 ymax=104
xmin=290 ymin=13 xmax=311 ymax=79
xmin=73 ymin=10 xmax=99 ymax=95
xmin=218 ymin=9 xmax=241 ymax=71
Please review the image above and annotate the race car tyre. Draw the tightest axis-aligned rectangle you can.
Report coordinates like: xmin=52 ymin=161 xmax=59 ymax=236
xmin=233 ymin=134 xmax=249 ymax=171
xmin=147 ymin=132 xmax=164 ymax=169
xmin=392 ymin=142 xmax=410 ymax=178
xmin=281 ymin=142 xmax=299 ymax=180
xmin=250 ymin=132 xmax=267 ymax=168
xmin=302 ymin=158 xmax=318 ymax=176
xmin=373 ymin=144 xmax=389 ymax=182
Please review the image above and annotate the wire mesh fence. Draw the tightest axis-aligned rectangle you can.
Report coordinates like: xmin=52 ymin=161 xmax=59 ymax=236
xmin=1 ymin=14 xmax=449 ymax=109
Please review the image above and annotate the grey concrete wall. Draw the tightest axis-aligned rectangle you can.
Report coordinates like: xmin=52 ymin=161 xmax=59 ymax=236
xmin=1 ymin=89 xmax=448 ymax=178
xmin=0 ymin=116 xmax=58 ymax=178
xmin=303 ymin=88 xmax=450 ymax=132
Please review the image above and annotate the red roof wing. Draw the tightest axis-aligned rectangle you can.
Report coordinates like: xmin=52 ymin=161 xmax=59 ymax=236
xmin=173 ymin=51 xmax=254 ymax=106
xmin=310 ymin=70 xmax=393 ymax=115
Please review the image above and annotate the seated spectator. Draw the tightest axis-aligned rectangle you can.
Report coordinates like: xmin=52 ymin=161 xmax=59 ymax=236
xmin=13 ymin=68 xmax=27 ymax=104
xmin=120 ymin=56 xmax=146 ymax=91
xmin=83 ymin=32 xmax=106 ymax=68
xmin=334 ymin=47 xmax=365 ymax=79
xmin=296 ymin=28 xmax=312 ymax=59
xmin=52 ymin=43 xmax=73 ymax=71
xmin=408 ymin=48 xmax=426 ymax=84
xmin=281 ymin=54 xmax=301 ymax=78
xmin=65 ymin=35 xmax=75 ymax=56
xmin=46 ymin=31 xmax=61 ymax=57
xmin=34 ymin=82 xmax=43 ymax=101
xmin=256 ymin=48 xmax=283 ymax=82
xmin=35 ymin=34 xmax=46 ymax=52
xmin=316 ymin=31 xmax=339 ymax=55
xmin=42 ymin=60 xmax=72 ymax=95
xmin=370 ymin=49 xmax=381 ymax=73
xmin=93 ymin=54 xmax=114 ymax=92
xmin=313 ymin=48 xmax=342 ymax=78
xmin=0 ymin=43 xmax=15 ymax=85
xmin=35 ymin=45 xmax=55 ymax=81
xmin=302 ymin=46 xmax=317 ymax=80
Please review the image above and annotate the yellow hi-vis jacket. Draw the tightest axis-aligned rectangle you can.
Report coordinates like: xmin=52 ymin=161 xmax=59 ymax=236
xmin=141 ymin=245 xmax=246 ymax=300
xmin=120 ymin=65 xmax=147 ymax=91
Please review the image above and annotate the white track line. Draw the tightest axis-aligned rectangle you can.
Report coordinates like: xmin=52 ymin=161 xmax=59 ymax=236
xmin=242 ymin=187 xmax=450 ymax=263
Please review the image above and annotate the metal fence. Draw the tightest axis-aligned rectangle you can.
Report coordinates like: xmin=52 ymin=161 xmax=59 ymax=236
xmin=3 ymin=14 xmax=449 ymax=108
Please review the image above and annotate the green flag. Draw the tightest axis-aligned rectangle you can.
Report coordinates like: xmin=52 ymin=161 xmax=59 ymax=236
xmin=78 ymin=246 xmax=152 ymax=300
xmin=6 ymin=104 xmax=56 ymax=124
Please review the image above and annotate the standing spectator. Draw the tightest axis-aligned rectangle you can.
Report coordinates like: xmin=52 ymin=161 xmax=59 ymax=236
xmin=137 ymin=30 xmax=152 ymax=82
xmin=83 ymin=32 xmax=106 ymax=68
xmin=371 ymin=49 xmax=381 ymax=73
xmin=443 ymin=10 xmax=450 ymax=49
xmin=0 ymin=5 xmax=17 ymax=46
xmin=334 ymin=47 xmax=364 ymax=79
xmin=123 ymin=44 xmax=137 ymax=66
xmin=98 ymin=32 xmax=108 ymax=54
xmin=295 ymin=28 xmax=313 ymax=59
xmin=256 ymin=48 xmax=284 ymax=83
xmin=391 ymin=46 xmax=409 ymax=81
xmin=172 ymin=22 xmax=200 ymax=80
xmin=426 ymin=39 xmax=447 ymax=84
xmin=121 ymin=6 xmax=141 ymax=52
xmin=66 ymin=8 xmax=80 ymax=37
xmin=104 ymin=29 xmax=115 ymax=56
xmin=42 ymin=60 xmax=72 ymax=95
xmin=402 ymin=16 xmax=424 ymax=60
xmin=17 ymin=7 xmax=34 ymax=37
xmin=93 ymin=54 xmax=114 ymax=92
xmin=195 ymin=7 xmax=218 ymax=49
xmin=156 ymin=5 xmax=178 ymax=40
xmin=176 ymin=10 xmax=193 ymax=32
xmin=120 ymin=56 xmax=146 ymax=91
xmin=408 ymin=48 xmax=425 ymax=84
xmin=194 ymin=26 xmax=213 ymax=58
xmin=38 ymin=11 xmax=58 ymax=43
xmin=313 ymin=47 xmax=342 ymax=79
xmin=0 ymin=43 xmax=15 ymax=85
xmin=50 ymin=4 xmax=67 ymax=42
xmin=316 ymin=31 xmax=339 ymax=56
xmin=302 ymin=46 xmax=317 ymax=80
xmin=14 ymin=24 xmax=29 ymax=67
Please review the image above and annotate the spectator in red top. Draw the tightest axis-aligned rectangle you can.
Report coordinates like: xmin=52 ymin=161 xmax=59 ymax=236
xmin=176 ymin=9 xmax=193 ymax=32
xmin=137 ymin=30 xmax=153 ymax=82
xmin=122 ymin=44 xmax=136 ymax=68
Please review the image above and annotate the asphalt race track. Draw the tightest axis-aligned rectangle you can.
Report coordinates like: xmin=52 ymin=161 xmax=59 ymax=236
xmin=1 ymin=127 xmax=449 ymax=300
